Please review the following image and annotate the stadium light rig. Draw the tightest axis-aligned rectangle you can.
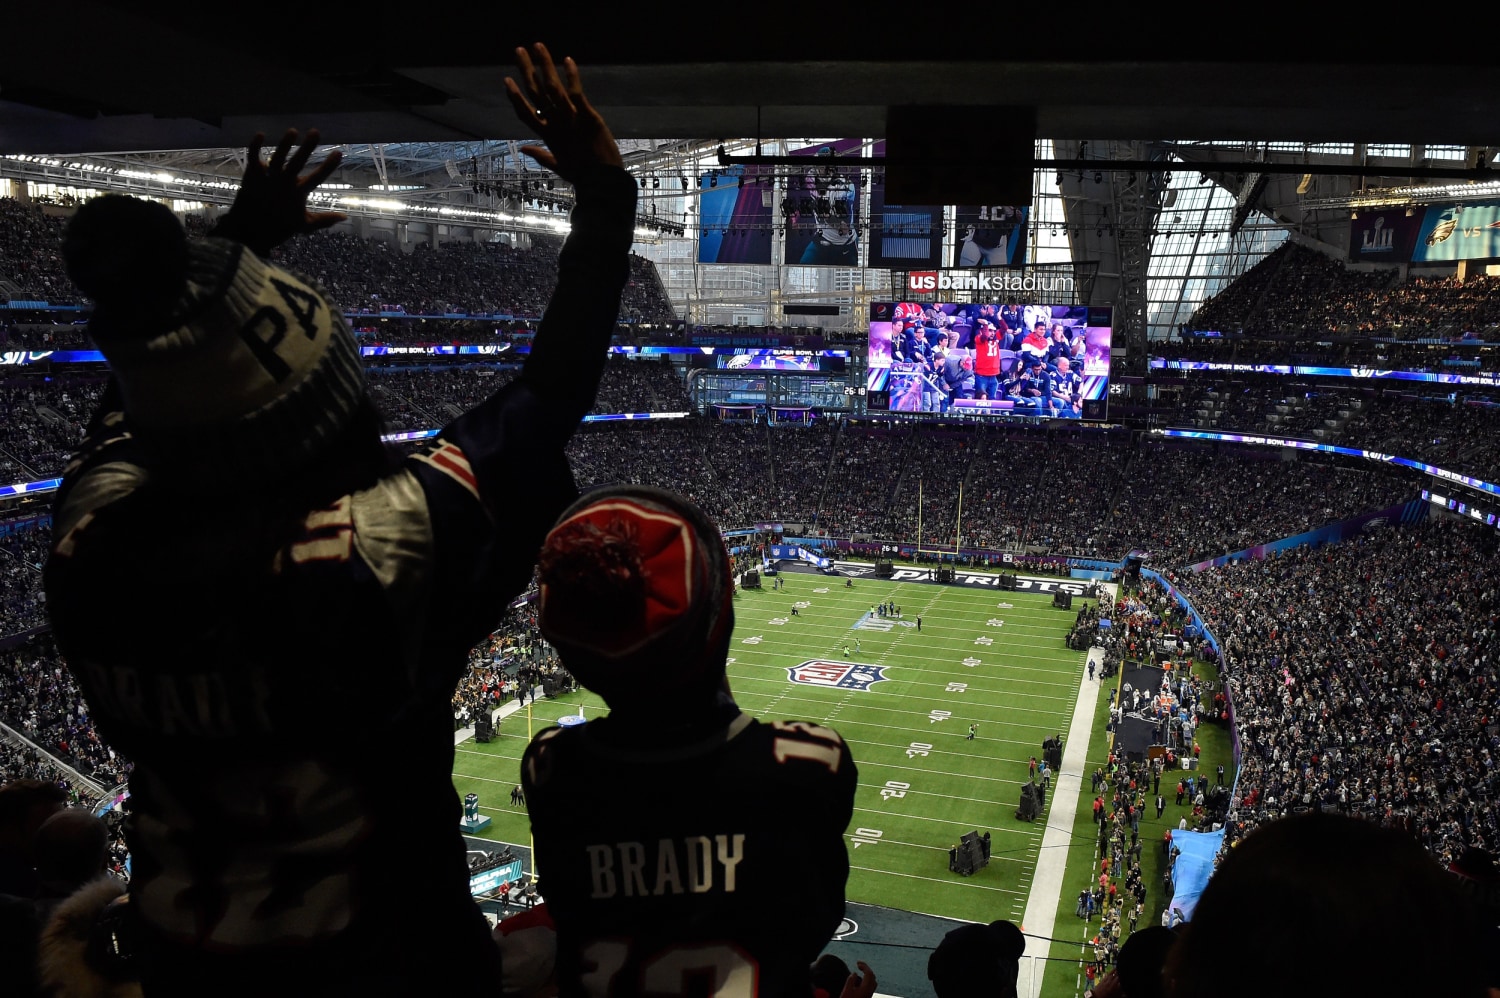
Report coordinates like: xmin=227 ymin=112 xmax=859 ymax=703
xmin=1303 ymin=178 xmax=1500 ymax=211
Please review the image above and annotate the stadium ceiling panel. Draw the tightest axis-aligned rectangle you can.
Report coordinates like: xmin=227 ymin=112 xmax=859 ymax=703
xmin=6 ymin=9 xmax=1500 ymax=156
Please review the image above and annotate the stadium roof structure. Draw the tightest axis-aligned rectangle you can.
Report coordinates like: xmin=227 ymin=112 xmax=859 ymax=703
xmin=6 ymin=12 xmax=1499 ymax=155
xmin=8 ymin=14 xmax=1497 ymax=242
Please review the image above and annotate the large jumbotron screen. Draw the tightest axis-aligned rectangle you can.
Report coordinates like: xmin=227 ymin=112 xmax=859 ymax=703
xmin=866 ymin=301 xmax=1113 ymax=420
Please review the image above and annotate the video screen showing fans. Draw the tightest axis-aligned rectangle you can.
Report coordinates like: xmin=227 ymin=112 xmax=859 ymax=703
xmin=866 ymin=301 xmax=1113 ymax=420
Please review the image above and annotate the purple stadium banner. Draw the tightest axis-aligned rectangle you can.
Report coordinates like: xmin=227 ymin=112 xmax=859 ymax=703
xmin=697 ymin=164 xmax=774 ymax=265
xmin=1346 ymin=208 xmax=1425 ymax=263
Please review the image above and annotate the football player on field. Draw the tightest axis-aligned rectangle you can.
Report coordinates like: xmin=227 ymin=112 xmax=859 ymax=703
xmin=522 ymin=485 xmax=857 ymax=998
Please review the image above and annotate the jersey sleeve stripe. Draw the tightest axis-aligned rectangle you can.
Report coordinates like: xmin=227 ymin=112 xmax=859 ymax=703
xmin=414 ymin=443 xmax=481 ymax=501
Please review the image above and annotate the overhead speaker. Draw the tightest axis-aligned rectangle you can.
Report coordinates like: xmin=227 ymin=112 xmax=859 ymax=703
xmin=886 ymin=106 xmax=1037 ymax=206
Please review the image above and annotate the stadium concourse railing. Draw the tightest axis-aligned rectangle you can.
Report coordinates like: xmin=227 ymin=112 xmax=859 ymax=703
xmin=0 ymin=719 xmax=108 ymax=801
xmin=1152 ymin=427 xmax=1500 ymax=506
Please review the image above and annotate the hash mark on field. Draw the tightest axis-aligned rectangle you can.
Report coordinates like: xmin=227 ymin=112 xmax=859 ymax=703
xmin=762 ymin=685 xmax=792 ymax=714
xmin=824 ymin=692 xmax=855 ymax=721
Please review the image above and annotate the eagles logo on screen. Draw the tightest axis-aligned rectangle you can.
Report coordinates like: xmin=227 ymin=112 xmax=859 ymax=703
xmin=788 ymin=661 xmax=889 ymax=690
xmin=1428 ymin=209 xmax=1459 ymax=246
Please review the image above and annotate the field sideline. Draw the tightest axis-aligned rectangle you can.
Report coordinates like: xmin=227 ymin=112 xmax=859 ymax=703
xmin=452 ymin=570 xmax=1092 ymax=933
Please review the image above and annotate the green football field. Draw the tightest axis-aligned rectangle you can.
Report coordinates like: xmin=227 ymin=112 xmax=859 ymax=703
xmin=452 ymin=570 xmax=1090 ymax=928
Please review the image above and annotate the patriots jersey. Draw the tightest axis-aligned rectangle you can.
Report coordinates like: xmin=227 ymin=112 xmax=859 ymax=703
xmin=522 ymin=709 xmax=856 ymax=998
xmin=43 ymin=165 xmax=639 ymax=993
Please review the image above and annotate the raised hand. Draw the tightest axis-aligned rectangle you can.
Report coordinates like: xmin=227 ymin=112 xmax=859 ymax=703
xmin=217 ymin=129 xmax=345 ymax=255
xmin=504 ymin=43 xmax=622 ymax=183
xmin=838 ymin=961 xmax=877 ymax=998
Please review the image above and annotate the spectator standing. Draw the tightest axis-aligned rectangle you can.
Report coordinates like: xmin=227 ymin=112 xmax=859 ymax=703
xmin=522 ymin=486 xmax=856 ymax=998
xmin=43 ymin=45 xmax=632 ymax=997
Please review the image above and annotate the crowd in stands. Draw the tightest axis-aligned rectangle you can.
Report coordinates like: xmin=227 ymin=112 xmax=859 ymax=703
xmin=1176 ymin=517 xmax=1500 ymax=874
xmin=0 ymin=322 xmax=93 ymax=351
xmin=0 ymin=527 xmax=49 ymax=637
xmin=1102 ymin=442 xmax=1414 ymax=566
xmin=272 ymin=230 xmax=563 ymax=318
xmin=0 ymin=635 xmax=130 ymax=789
xmin=565 ymin=421 xmax=724 ymax=516
xmin=698 ymin=421 xmax=776 ymax=526
xmin=0 ymin=737 xmax=97 ymax=807
xmin=1023 ymin=438 xmax=1133 ymax=555
xmin=813 ymin=423 xmax=904 ymax=536
xmin=1339 ymin=393 xmax=1500 ymax=483
xmin=0 ymin=200 xmax=75 ymax=305
xmin=1152 ymin=375 xmax=1500 ymax=484
xmin=766 ymin=419 xmax=839 ymax=526
xmin=586 ymin=357 xmax=692 ymax=414
xmin=0 ymin=387 xmax=1459 ymax=576
xmin=0 ymin=379 xmax=105 ymax=480
xmin=1 ymin=370 xmax=1476 ymax=622
xmin=1186 ymin=241 xmax=1500 ymax=340
xmin=621 ymin=253 xmax=674 ymax=323
xmin=0 ymin=198 xmax=677 ymax=325
xmin=881 ymin=426 xmax=978 ymax=546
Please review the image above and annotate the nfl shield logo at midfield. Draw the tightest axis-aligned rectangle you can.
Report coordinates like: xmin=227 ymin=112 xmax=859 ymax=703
xmin=788 ymin=661 xmax=889 ymax=690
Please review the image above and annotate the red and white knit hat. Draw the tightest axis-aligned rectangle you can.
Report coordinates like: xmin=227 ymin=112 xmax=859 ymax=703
xmin=63 ymin=195 xmax=365 ymax=484
xmin=537 ymin=485 xmax=735 ymax=708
